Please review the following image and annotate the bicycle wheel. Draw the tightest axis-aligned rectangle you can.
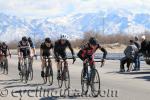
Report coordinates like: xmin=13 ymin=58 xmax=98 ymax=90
xmin=64 ymin=69 xmax=70 ymax=89
xmin=24 ymin=60 xmax=29 ymax=83
xmin=47 ymin=65 xmax=53 ymax=86
xmin=28 ymin=62 xmax=33 ymax=81
xmin=81 ymin=69 xmax=89 ymax=95
xmin=4 ymin=59 xmax=8 ymax=75
xmin=24 ymin=64 xmax=29 ymax=84
xmin=25 ymin=70 xmax=29 ymax=83
xmin=19 ymin=64 xmax=23 ymax=82
xmin=91 ymin=69 xmax=100 ymax=97
xmin=58 ymin=64 xmax=63 ymax=88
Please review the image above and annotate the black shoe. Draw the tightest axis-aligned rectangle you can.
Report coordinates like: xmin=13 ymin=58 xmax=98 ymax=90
xmin=18 ymin=63 xmax=21 ymax=71
xmin=18 ymin=66 xmax=21 ymax=71
xmin=132 ymin=68 xmax=137 ymax=71
xmin=41 ymin=71 xmax=45 ymax=78
xmin=57 ymin=72 xmax=61 ymax=80
xmin=120 ymin=69 xmax=125 ymax=72
xmin=127 ymin=69 xmax=130 ymax=72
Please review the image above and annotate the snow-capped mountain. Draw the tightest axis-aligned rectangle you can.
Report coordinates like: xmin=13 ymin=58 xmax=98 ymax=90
xmin=0 ymin=9 xmax=150 ymax=42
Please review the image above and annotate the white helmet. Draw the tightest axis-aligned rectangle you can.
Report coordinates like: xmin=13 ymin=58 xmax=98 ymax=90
xmin=60 ymin=34 xmax=68 ymax=40
xmin=141 ymin=35 xmax=146 ymax=40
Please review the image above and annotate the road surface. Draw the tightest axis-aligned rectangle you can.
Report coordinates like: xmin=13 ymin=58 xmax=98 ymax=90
xmin=0 ymin=56 xmax=150 ymax=100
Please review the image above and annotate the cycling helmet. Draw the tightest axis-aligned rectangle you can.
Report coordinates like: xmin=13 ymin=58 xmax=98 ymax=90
xmin=45 ymin=37 xmax=51 ymax=43
xmin=22 ymin=36 xmax=28 ymax=42
xmin=135 ymin=36 xmax=139 ymax=41
xmin=28 ymin=37 xmax=32 ymax=42
xmin=60 ymin=34 xmax=68 ymax=40
xmin=2 ymin=42 xmax=6 ymax=45
xmin=89 ymin=37 xmax=97 ymax=45
xmin=141 ymin=35 xmax=146 ymax=40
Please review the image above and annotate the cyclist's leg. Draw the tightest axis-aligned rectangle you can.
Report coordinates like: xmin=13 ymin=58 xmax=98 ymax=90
xmin=41 ymin=56 xmax=45 ymax=77
xmin=89 ymin=55 xmax=96 ymax=81
xmin=18 ymin=52 xmax=23 ymax=71
xmin=56 ymin=53 xmax=62 ymax=78
xmin=62 ymin=52 xmax=67 ymax=71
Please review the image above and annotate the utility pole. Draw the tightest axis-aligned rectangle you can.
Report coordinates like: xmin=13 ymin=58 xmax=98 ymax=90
xmin=102 ymin=15 xmax=105 ymax=35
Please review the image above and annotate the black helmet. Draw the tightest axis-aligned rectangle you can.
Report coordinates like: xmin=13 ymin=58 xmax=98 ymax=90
xmin=45 ymin=37 xmax=51 ymax=43
xmin=28 ymin=37 xmax=32 ymax=42
xmin=22 ymin=36 xmax=27 ymax=42
xmin=89 ymin=37 xmax=97 ymax=45
xmin=2 ymin=42 xmax=5 ymax=45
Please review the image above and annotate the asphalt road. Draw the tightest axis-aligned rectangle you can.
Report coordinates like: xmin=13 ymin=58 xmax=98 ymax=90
xmin=0 ymin=56 xmax=150 ymax=100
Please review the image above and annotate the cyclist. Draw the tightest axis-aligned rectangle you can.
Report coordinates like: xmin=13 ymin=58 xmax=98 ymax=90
xmin=28 ymin=37 xmax=37 ymax=65
xmin=77 ymin=37 xmax=107 ymax=79
xmin=0 ymin=42 xmax=11 ymax=71
xmin=54 ymin=34 xmax=76 ymax=79
xmin=18 ymin=36 xmax=32 ymax=71
xmin=1 ymin=42 xmax=11 ymax=57
xmin=40 ymin=38 xmax=53 ymax=78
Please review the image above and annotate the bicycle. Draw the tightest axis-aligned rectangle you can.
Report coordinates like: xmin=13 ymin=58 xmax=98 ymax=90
xmin=57 ymin=58 xmax=75 ymax=89
xmin=42 ymin=56 xmax=53 ymax=85
xmin=81 ymin=58 xmax=104 ymax=97
xmin=19 ymin=55 xmax=33 ymax=83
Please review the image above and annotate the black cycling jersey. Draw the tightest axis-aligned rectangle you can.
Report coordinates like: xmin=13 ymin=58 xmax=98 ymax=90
xmin=54 ymin=39 xmax=74 ymax=59
xmin=18 ymin=41 xmax=30 ymax=57
xmin=1 ymin=44 xmax=9 ymax=56
xmin=40 ymin=42 xmax=53 ymax=57
xmin=28 ymin=40 xmax=34 ymax=49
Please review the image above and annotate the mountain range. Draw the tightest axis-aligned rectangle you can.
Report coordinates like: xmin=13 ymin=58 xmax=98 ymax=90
xmin=0 ymin=9 xmax=150 ymax=42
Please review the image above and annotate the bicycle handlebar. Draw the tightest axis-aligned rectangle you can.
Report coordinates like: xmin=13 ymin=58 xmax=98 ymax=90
xmin=94 ymin=59 xmax=105 ymax=67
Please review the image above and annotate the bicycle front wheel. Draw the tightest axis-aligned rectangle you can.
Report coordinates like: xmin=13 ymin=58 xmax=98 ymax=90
xmin=64 ymin=70 xmax=70 ymax=89
xmin=47 ymin=65 xmax=53 ymax=86
xmin=91 ymin=69 xmax=100 ymax=97
xmin=81 ymin=69 xmax=89 ymax=96
xmin=28 ymin=63 xmax=33 ymax=81
xmin=57 ymin=67 xmax=63 ymax=88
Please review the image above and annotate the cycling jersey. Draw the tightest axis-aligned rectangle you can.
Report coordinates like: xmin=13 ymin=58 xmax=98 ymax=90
xmin=1 ymin=44 xmax=9 ymax=56
xmin=18 ymin=41 xmax=30 ymax=57
xmin=54 ymin=39 xmax=74 ymax=60
xmin=40 ymin=42 xmax=53 ymax=57
xmin=77 ymin=43 xmax=107 ymax=64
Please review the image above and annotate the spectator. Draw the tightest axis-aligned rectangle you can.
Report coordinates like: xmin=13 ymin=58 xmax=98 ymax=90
xmin=139 ymin=35 xmax=150 ymax=64
xmin=133 ymin=36 xmax=141 ymax=71
xmin=120 ymin=40 xmax=138 ymax=72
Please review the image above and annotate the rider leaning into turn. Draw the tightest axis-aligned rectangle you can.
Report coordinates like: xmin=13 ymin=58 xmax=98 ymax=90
xmin=17 ymin=36 xmax=32 ymax=71
xmin=54 ymin=34 xmax=76 ymax=79
xmin=40 ymin=38 xmax=53 ymax=78
xmin=77 ymin=37 xmax=107 ymax=79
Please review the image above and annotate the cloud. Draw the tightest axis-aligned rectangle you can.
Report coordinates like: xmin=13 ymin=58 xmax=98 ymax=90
xmin=0 ymin=0 xmax=150 ymax=18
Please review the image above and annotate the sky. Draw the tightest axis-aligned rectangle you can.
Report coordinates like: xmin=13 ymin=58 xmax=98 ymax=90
xmin=0 ymin=0 xmax=150 ymax=19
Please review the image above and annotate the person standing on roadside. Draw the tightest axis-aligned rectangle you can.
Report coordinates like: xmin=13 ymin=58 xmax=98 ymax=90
xmin=133 ymin=36 xmax=141 ymax=71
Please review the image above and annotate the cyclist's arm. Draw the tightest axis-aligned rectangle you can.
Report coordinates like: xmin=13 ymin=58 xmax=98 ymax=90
xmin=17 ymin=43 xmax=21 ymax=56
xmin=27 ymin=42 xmax=32 ymax=56
xmin=99 ymin=46 xmax=107 ymax=59
xmin=31 ymin=42 xmax=36 ymax=55
xmin=68 ymin=41 xmax=75 ymax=56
